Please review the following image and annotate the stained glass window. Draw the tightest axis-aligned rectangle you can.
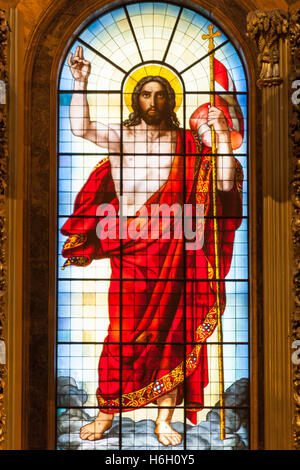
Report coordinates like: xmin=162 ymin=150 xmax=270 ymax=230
xmin=57 ymin=1 xmax=249 ymax=450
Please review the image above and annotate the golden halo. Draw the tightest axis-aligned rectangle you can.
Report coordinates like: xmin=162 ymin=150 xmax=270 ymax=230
xmin=123 ymin=64 xmax=183 ymax=114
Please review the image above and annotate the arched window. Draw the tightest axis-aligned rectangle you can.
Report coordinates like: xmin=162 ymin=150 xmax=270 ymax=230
xmin=56 ymin=1 xmax=248 ymax=450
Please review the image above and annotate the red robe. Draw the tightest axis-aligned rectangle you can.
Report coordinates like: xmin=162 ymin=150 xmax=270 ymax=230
xmin=61 ymin=130 xmax=243 ymax=424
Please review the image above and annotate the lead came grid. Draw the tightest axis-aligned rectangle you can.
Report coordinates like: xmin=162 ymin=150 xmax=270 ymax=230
xmin=56 ymin=1 xmax=249 ymax=450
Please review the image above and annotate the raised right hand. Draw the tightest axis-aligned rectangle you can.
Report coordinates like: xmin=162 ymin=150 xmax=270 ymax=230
xmin=68 ymin=46 xmax=91 ymax=83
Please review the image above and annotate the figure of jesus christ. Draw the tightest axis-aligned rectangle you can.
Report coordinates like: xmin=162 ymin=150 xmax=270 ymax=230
xmin=63 ymin=46 xmax=239 ymax=447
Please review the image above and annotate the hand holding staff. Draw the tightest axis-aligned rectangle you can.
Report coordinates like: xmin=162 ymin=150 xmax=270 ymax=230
xmin=202 ymin=24 xmax=226 ymax=441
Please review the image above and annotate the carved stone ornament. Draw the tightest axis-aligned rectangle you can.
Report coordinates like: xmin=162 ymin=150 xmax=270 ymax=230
xmin=247 ymin=9 xmax=288 ymax=87
xmin=247 ymin=8 xmax=300 ymax=449
xmin=290 ymin=8 xmax=300 ymax=452
xmin=0 ymin=8 xmax=8 ymax=451
xmin=290 ymin=9 xmax=300 ymax=66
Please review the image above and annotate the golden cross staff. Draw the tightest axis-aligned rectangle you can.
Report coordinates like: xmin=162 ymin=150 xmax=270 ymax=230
xmin=202 ymin=24 xmax=226 ymax=441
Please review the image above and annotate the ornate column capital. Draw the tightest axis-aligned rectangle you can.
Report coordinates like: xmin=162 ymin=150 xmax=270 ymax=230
xmin=290 ymin=9 xmax=300 ymax=67
xmin=247 ymin=9 xmax=289 ymax=87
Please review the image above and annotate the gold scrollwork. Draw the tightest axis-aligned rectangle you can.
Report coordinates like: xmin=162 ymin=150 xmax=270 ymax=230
xmin=290 ymin=9 xmax=300 ymax=451
xmin=0 ymin=8 xmax=9 ymax=450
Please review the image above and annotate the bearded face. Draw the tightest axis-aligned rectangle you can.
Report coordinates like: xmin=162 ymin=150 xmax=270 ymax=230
xmin=138 ymin=81 xmax=169 ymax=126
xmin=123 ymin=75 xmax=180 ymax=129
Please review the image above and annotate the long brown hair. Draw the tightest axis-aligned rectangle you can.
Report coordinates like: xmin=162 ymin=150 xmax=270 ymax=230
xmin=123 ymin=75 xmax=180 ymax=128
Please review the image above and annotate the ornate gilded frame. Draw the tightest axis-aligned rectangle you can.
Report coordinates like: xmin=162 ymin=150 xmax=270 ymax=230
xmin=0 ymin=0 xmax=298 ymax=450
xmin=0 ymin=9 xmax=9 ymax=450
xmin=290 ymin=8 xmax=300 ymax=449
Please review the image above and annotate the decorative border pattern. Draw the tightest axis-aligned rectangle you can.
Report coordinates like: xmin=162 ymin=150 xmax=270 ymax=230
xmin=290 ymin=8 xmax=300 ymax=451
xmin=94 ymin=156 xmax=109 ymax=170
xmin=0 ymin=9 xmax=9 ymax=451
xmin=62 ymin=233 xmax=86 ymax=251
xmin=248 ymin=8 xmax=300 ymax=450
xmin=97 ymin=301 xmax=224 ymax=412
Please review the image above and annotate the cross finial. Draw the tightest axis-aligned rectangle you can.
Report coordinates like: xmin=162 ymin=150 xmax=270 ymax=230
xmin=202 ymin=24 xmax=221 ymax=52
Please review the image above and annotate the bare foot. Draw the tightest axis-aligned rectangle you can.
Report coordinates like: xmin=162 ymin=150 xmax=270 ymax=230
xmin=155 ymin=421 xmax=182 ymax=447
xmin=80 ymin=411 xmax=113 ymax=441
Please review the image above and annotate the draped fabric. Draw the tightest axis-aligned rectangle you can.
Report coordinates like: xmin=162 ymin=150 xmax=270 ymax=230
xmin=61 ymin=130 xmax=243 ymax=424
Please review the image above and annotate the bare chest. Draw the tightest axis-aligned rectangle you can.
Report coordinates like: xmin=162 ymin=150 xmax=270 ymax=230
xmin=109 ymin=130 xmax=177 ymax=184
xmin=109 ymin=153 xmax=174 ymax=185
xmin=108 ymin=129 xmax=177 ymax=213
